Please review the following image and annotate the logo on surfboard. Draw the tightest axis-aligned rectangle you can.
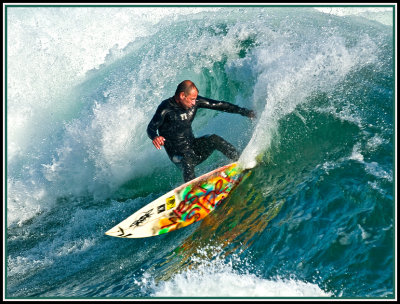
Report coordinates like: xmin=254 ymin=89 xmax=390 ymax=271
xmin=157 ymin=204 xmax=166 ymax=213
xmin=166 ymin=196 xmax=176 ymax=210
xmin=129 ymin=209 xmax=153 ymax=228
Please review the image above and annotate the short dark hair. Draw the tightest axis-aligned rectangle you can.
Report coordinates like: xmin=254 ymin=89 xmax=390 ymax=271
xmin=175 ymin=80 xmax=199 ymax=97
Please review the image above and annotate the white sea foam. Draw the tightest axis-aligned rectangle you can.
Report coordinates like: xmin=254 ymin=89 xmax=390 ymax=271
xmin=7 ymin=255 xmax=54 ymax=278
xmin=7 ymin=179 xmax=48 ymax=226
xmin=239 ymin=22 xmax=379 ymax=168
xmin=348 ymin=143 xmax=392 ymax=182
xmin=358 ymin=224 xmax=371 ymax=240
xmin=142 ymin=245 xmax=332 ymax=297
xmin=54 ymin=238 xmax=97 ymax=257
xmin=364 ymin=161 xmax=393 ymax=182
xmin=349 ymin=143 xmax=365 ymax=162
xmin=366 ymin=134 xmax=387 ymax=152
xmin=315 ymin=7 xmax=393 ymax=26
xmin=151 ymin=271 xmax=331 ymax=297
xmin=318 ymin=142 xmax=392 ymax=184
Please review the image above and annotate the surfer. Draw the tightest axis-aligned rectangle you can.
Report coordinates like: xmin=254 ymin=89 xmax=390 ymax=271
xmin=147 ymin=80 xmax=255 ymax=182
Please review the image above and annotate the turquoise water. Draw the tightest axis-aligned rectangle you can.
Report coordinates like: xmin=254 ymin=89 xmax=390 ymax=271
xmin=6 ymin=6 xmax=395 ymax=299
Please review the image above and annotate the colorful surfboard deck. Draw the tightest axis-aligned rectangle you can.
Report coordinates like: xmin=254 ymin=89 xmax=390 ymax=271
xmin=105 ymin=162 xmax=250 ymax=238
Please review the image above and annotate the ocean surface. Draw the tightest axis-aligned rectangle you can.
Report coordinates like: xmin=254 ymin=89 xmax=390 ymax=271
xmin=5 ymin=5 xmax=396 ymax=299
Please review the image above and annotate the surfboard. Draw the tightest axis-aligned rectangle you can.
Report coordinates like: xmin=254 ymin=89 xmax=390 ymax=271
xmin=105 ymin=162 xmax=250 ymax=238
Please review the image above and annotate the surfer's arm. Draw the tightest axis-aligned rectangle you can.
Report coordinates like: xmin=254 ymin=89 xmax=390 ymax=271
xmin=147 ymin=106 xmax=167 ymax=149
xmin=196 ymin=95 xmax=255 ymax=118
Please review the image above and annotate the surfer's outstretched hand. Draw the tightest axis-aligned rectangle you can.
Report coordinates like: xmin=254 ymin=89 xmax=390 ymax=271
xmin=152 ymin=136 xmax=166 ymax=150
xmin=247 ymin=110 xmax=256 ymax=119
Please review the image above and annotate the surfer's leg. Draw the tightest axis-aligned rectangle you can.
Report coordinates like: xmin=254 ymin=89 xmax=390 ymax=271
xmin=195 ymin=134 xmax=239 ymax=163
xmin=170 ymin=152 xmax=198 ymax=182
xmin=181 ymin=150 xmax=200 ymax=182
xmin=182 ymin=159 xmax=196 ymax=182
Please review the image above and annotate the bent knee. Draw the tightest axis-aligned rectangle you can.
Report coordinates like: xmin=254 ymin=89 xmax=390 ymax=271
xmin=207 ymin=134 xmax=223 ymax=142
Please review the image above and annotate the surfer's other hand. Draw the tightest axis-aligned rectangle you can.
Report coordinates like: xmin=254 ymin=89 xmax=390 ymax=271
xmin=247 ymin=110 xmax=256 ymax=119
xmin=152 ymin=136 xmax=166 ymax=150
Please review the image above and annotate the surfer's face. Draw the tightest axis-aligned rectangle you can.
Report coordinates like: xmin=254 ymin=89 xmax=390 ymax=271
xmin=178 ymin=89 xmax=198 ymax=109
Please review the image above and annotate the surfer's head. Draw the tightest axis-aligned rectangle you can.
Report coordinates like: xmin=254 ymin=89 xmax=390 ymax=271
xmin=175 ymin=80 xmax=198 ymax=109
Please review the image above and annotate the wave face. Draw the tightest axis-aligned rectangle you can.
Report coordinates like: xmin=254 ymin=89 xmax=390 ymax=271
xmin=6 ymin=6 xmax=395 ymax=299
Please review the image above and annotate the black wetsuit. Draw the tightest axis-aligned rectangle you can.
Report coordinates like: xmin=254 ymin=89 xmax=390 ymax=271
xmin=147 ymin=95 xmax=253 ymax=182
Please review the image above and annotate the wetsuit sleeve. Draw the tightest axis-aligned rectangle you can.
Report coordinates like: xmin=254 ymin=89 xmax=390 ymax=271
xmin=147 ymin=105 xmax=166 ymax=140
xmin=196 ymin=95 xmax=253 ymax=117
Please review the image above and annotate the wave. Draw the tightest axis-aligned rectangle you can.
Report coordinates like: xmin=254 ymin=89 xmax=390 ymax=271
xmin=6 ymin=6 xmax=394 ymax=299
xmin=7 ymin=7 xmax=393 ymax=227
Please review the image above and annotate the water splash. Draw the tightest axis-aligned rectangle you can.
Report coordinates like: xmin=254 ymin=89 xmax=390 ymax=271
xmin=136 ymin=245 xmax=332 ymax=297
